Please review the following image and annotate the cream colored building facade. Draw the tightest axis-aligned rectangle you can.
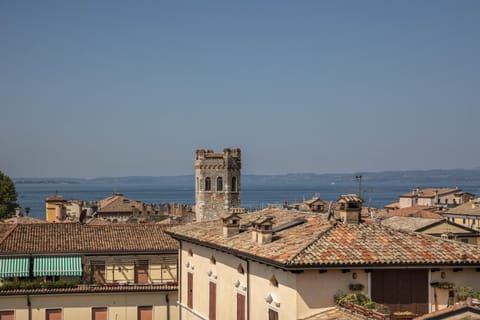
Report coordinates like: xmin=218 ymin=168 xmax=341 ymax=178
xmin=399 ymin=188 xmax=473 ymax=209
xmin=177 ymin=242 xmax=480 ymax=320
xmin=168 ymin=203 xmax=480 ymax=320
xmin=0 ymin=224 xmax=179 ymax=320
xmin=1 ymin=291 xmax=177 ymax=320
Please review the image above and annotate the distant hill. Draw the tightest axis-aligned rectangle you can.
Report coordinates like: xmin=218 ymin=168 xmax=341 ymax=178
xmin=14 ymin=169 xmax=480 ymax=189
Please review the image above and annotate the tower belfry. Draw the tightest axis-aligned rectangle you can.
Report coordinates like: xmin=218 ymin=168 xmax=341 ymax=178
xmin=194 ymin=148 xmax=241 ymax=221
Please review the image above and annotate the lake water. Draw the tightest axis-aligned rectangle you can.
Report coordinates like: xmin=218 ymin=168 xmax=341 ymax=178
xmin=15 ymin=180 xmax=480 ymax=221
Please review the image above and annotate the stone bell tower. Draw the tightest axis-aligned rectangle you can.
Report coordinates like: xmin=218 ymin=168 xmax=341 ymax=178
xmin=195 ymin=148 xmax=241 ymax=221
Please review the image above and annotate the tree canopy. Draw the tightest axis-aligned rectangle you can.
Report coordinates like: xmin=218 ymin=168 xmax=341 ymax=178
xmin=0 ymin=170 xmax=18 ymax=220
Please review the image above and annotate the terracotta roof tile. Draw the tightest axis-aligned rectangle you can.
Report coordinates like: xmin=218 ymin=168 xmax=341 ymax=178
xmin=299 ymin=307 xmax=363 ymax=320
xmin=167 ymin=208 xmax=480 ymax=268
xmin=3 ymin=216 xmax=47 ymax=224
xmin=400 ymin=188 xmax=458 ymax=198
xmin=0 ymin=223 xmax=178 ymax=255
xmin=380 ymin=216 xmax=441 ymax=232
xmin=0 ymin=284 xmax=177 ymax=296
xmin=97 ymin=194 xmax=144 ymax=214
xmin=376 ymin=206 xmax=443 ymax=219
xmin=444 ymin=199 xmax=480 ymax=216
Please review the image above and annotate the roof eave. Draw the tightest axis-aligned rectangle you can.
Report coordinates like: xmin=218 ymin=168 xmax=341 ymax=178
xmin=166 ymin=231 xmax=480 ymax=271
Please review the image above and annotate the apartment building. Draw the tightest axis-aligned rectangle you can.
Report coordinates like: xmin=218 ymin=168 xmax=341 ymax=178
xmin=0 ymin=223 xmax=178 ymax=320
xmin=167 ymin=197 xmax=480 ymax=320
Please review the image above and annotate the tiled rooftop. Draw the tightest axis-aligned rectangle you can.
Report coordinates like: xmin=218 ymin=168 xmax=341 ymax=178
xmin=444 ymin=199 xmax=480 ymax=216
xmin=168 ymin=208 xmax=480 ymax=268
xmin=2 ymin=216 xmax=47 ymax=224
xmin=0 ymin=283 xmax=178 ymax=296
xmin=413 ymin=302 xmax=480 ymax=319
xmin=298 ymin=307 xmax=363 ymax=320
xmin=97 ymin=194 xmax=144 ymax=213
xmin=379 ymin=216 xmax=440 ymax=232
xmin=376 ymin=206 xmax=443 ymax=219
xmin=400 ymin=188 xmax=458 ymax=198
xmin=0 ymin=223 xmax=178 ymax=255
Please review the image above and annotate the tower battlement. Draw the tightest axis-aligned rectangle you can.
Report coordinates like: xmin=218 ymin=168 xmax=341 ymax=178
xmin=194 ymin=148 xmax=241 ymax=221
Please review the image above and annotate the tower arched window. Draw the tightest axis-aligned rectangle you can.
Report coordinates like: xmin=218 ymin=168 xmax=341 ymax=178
xmin=217 ymin=177 xmax=223 ymax=192
xmin=231 ymin=176 xmax=237 ymax=192
xmin=205 ymin=177 xmax=211 ymax=191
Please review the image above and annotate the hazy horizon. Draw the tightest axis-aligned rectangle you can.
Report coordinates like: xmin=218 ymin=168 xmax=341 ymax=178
xmin=11 ymin=166 xmax=480 ymax=180
xmin=2 ymin=1 xmax=479 ymax=178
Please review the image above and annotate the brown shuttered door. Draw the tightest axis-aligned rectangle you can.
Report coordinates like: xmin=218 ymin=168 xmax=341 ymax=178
xmin=138 ymin=306 xmax=152 ymax=320
xmin=371 ymin=269 xmax=428 ymax=316
xmin=187 ymin=272 xmax=193 ymax=308
xmin=46 ymin=309 xmax=62 ymax=320
xmin=92 ymin=308 xmax=107 ymax=320
xmin=237 ymin=293 xmax=246 ymax=320
xmin=209 ymin=282 xmax=216 ymax=320
xmin=0 ymin=311 xmax=14 ymax=320
xmin=92 ymin=261 xmax=106 ymax=285
xmin=135 ymin=260 xmax=149 ymax=284
xmin=268 ymin=309 xmax=278 ymax=320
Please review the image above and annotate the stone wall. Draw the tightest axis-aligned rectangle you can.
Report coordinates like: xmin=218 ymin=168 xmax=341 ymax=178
xmin=195 ymin=148 xmax=241 ymax=221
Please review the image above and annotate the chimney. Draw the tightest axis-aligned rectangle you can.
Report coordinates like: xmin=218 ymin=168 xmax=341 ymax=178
xmin=222 ymin=212 xmax=241 ymax=237
xmin=55 ymin=203 xmax=65 ymax=221
xmin=434 ymin=190 xmax=439 ymax=205
xmin=337 ymin=194 xmax=363 ymax=225
xmin=251 ymin=217 xmax=273 ymax=244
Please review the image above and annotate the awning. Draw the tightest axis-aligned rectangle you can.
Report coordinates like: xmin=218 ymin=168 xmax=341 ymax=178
xmin=33 ymin=256 xmax=82 ymax=277
xmin=0 ymin=257 xmax=30 ymax=278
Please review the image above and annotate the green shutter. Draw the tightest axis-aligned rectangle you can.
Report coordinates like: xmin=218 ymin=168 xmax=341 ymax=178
xmin=0 ymin=257 xmax=30 ymax=278
xmin=33 ymin=256 xmax=82 ymax=277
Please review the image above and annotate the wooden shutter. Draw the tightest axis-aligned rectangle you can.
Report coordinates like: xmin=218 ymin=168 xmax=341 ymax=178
xmin=91 ymin=261 xmax=106 ymax=285
xmin=187 ymin=272 xmax=193 ymax=308
xmin=0 ymin=311 xmax=14 ymax=320
xmin=371 ymin=269 xmax=428 ymax=316
xmin=209 ymin=282 xmax=216 ymax=320
xmin=268 ymin=309 xmax=278 ymax=320
xmin=46 ymin=309 xmax=62 ymax=320
xmin=138 ymin=306 xmax=152 ymax=320
xmin=92 ymin=308 xmax=107 ymax=320
xmin=236 ymin=293 xmax=245 ymax=320
xmin=135 ymin=260 xmax=149 ymax=284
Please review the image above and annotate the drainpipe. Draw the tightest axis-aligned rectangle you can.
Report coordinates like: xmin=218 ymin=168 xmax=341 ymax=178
xmin=237 ymin=256 xmax=250 ymax=320
xmin=179 ymin=241 xmax=182 ymax=320
xmin=246 ymin=259 xmax=250 ymax=320
xmin=27 ymin=295 xmax=32 ymax=320
xmin=166 ymin=293 xmax=170 ymax=320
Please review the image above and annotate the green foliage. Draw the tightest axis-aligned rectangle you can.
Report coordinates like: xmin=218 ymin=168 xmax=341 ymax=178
xmin=456 ymin=286 xmax=475 ymax=300
xmin=0 ymin=279 xmax=81 ymax=290
xmin=336 ymin=292 xmax=377 ymax=310
xmin=42 ymin=279 xmax=80 ymax=289
xmin=0 ymin=171 xmax=18 ymax=220
xmin=0 ymin=280 xmax=42 ymax=290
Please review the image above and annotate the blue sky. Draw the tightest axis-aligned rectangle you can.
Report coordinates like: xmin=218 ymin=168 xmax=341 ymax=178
xmin=1 ymin=1 xmax=479 ymax=177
